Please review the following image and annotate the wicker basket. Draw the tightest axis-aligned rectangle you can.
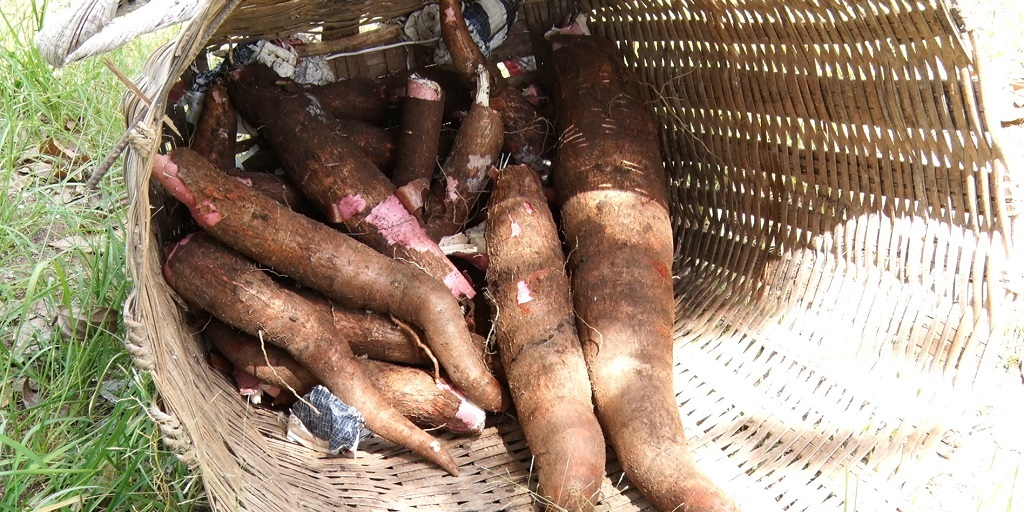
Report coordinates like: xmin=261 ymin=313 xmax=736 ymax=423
xmin=119 ymin=0 xmax=1019 ymax=510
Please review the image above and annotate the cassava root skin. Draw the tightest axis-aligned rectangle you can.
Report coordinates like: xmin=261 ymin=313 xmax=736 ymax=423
xmin=202 ymin=319 xmax=485 ymax=434
xmin=225 ymin=64 xmax=475 ymax=300
xmin=191 ymin=81 xmax=237 ymax=171
xmin=203 ymin=318 xmax=316 ymax=396
xmin=437 ymin=0 xmax=550 ymax=172
xmin=223 ymin=169 xmax=311 ymax=214
xmin=164 ymin=233 xmax=459 ymax=475
xmin=151 ymin=148 xmax=507 ymax=413
xmin=332 ymin=117 xmax=397 ymax=173
xmin=392 ymin=75 xmax=445 ymax=217
xmin=551 ymin=35 xmax=739 ymax=512
xmin=487 ymin=165 xmax=605 ymax=511
xmin=423 ymin=65 xmax=503 ymax=240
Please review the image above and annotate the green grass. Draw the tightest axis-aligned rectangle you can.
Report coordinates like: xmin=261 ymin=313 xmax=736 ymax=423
xmin=0 ymin=1 xmax=1020 ymax=512
xmin=0 ymin=2 xmax=205 ymax=510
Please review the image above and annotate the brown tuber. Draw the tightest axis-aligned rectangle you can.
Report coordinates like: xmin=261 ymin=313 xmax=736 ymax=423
xmin=150 ymin=148 xmax=507 ymax=413
xmin=202 ymin=319 xmax=485 ymax=434
xmin=392 ymin=74 xmax=445 ymax=217
xmin=190 ymin=82 xmax=237 ymax=171
xmin=225 ymin=64 xmax=476 ymax=300
xmin=486 ymin=164 xmax=606 ymax=511
xmin=163 ymin=232 xmax=460 ymax=475
xmin=550 ymin=35 xmax=740 ymax=512
xmin=423 ymin=65 xmax=503 ymax=240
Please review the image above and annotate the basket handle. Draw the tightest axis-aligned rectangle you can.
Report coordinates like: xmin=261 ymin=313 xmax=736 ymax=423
xmin=35 ymin=0 xmax=202 ymax=67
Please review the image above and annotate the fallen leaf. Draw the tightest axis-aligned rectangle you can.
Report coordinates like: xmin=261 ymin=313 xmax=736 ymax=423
xmin=98 ymin=379 xmax=130 ymax=404
xmin=17 ymin=161 xmax=55 ymax=177
xmin=56 ymin=305 xmax=120 ymax=340
xmin=34 ymin=495 xmax=83 ymax=512
xmin=36 ymin=137 xmax=90 ymax=181
xmin=50 ymin=138 xmax=89 ymax=166
xmin=18 ymin=145 xmax=44 ymax=164
xmin=20 ymin=377 xmax=41 ymax=408
xmin=6 ymin=301 xmax=55 ymax=364
xmin=48 ymin=233 xmax=103 ymax=253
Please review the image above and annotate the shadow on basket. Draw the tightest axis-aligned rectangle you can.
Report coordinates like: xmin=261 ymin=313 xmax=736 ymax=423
xmin=100 ymin=0 xmax=1019 ymax=511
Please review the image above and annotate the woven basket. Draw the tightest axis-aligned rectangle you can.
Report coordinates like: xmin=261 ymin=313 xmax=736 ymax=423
xmin=119 ymin=0 xmax=1019 ymax=510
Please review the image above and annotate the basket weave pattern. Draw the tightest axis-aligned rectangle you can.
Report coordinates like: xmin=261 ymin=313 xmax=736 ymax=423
xmin=120 ymin=0 xmax=1017 ymax=510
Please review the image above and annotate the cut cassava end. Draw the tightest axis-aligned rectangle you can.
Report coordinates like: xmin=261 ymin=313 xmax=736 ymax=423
xmin=392 ymin=74 xmax=445 ymax=217
xmin=550 ymin=36 xmax=740 ymax=512
xmin=423 ymin=66 xmax=503 ymax=240
xmin=190 ymin=81 xmax=237 ymax=171
xmin=203 ymin=319 xmax=485 ymax=434
xmin=486 ymin=165 xmax=605 ymax=512
xmin=225 ymin=64 xmax=475 ymax=300
xmin=163 ymin=232 xmax=460 ymax=475
xmin=152 ymin=148 xmax=506 ymax=412
xmin=303 ymin=67 xmax=470 ymax=126
xmin=359 ymin=358 xmax=487 ymax=435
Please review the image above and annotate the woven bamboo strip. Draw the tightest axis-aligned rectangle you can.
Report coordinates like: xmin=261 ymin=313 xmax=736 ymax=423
xmin=118 ymin=0 xmax=1018 ymax=510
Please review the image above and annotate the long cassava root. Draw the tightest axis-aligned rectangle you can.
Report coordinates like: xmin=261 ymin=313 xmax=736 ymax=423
xmin=163 ymin=232 xmax=459 ymax=475
xmin=203 ymin=319 xmax=485 ymax=434
xmin=550 ymin=35 xmax=739 ymax=512
xmin=487 ymin=165 xmax=605 ymax=512
xmin=151 ymin=148 xmax=507 ymax=413
xmin=225 ymin=64 xmax=476 ymax=300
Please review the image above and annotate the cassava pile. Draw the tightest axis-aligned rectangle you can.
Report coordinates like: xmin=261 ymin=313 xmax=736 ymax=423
xmin=150 ymin=8 xmax=738 ymax=511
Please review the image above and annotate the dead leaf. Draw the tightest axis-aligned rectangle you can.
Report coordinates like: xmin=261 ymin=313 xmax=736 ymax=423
xmin=48 ymin=233 xmax=103 ymax=253
xmin=36 ymin=137 xmax=90 ymax=180
xmin=51 ymin=138 xmax=89 ymax=166
xmin=98 ymin=379 xmax=130 ymax=404
xmin=18 ymin=145 xmax=44 ymax=164
xmin=0 ymin=382 xmax=10 ymax=408
xmin=6 ymin=301 xmax=56 ymax=364
xmin=34 ymin=496 xmax=84 ymax=512
xmin=56 ymin=305 xmax=120 ymax=340
xmin=20 ymin=377 xmax=41 ymax=408
xmin=17 ymin=161 xmax=55 ymax=177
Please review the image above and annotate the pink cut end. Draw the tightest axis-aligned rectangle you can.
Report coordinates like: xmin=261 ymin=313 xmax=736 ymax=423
xmin=152 ymin=153 xmax=195 ymax=208
xmin=396 ymin=179 xmax=429 ymax=213
xmin=452 ymin=397 xmax=487 ymax=434
xmin=443 ymin=270 xmax=476 ymax=299
xmin=407 ymin=75 xmax=442 ymax=101
xmin=516 ymin=281 xmax=533 ymax=304
xmin=233 ymin=367 xmax=263 ymax=396
xmin=331 ymin=194 xmax=367 ymax=222
xmin=437 ymin=382 xmax=486 ymax=434
xmin=162 ymin=233 xmax=196 ymax=288
xmin=233 ymin=176 xmax=254 ymax=187
xmin=366 ymin=196 xmax=476 ymax=299
xmin=195 ymin=200 xmax=223 ymax=227
xmin=443 ymin=6 xmax=457 ymax=22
